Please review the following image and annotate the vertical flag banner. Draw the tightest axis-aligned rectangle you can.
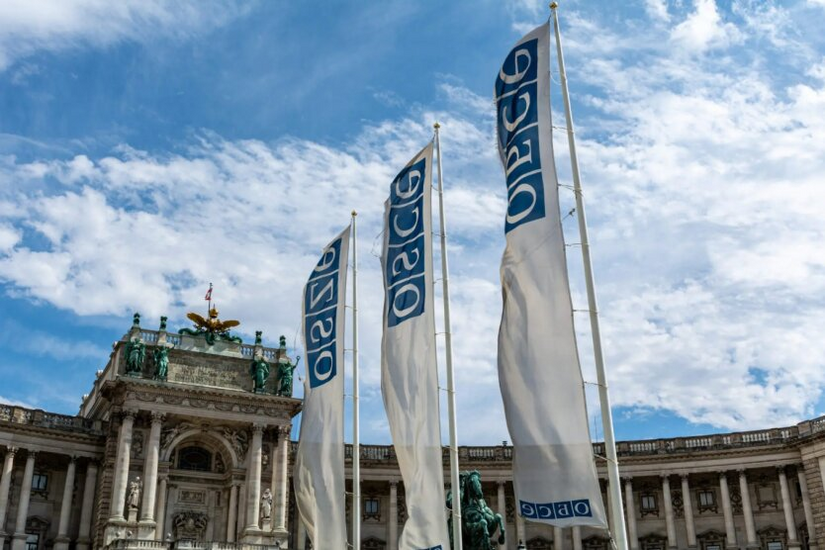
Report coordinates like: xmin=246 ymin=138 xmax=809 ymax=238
xmin=495 ymin=22 xmax=608 ymax=528
xmin=294 ymin=226 xmax=350 ymax=548
xmin=381 ymin=143 xmax=450 ymax=550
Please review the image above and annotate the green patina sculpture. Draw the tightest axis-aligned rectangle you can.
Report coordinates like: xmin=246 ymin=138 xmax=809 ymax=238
xmin=447 ymin=470 xmax=506 ymax=550
xmin=178 ymin=307 xmax=243 ymax=345
xmin=275 ymin=356 xmax=300 ymax=397
xmin=153 ymin=347 xmax=169 ymax=380
xmin=133 ymin=312 xmax=141 ymax=327
xmin=250 ymin=357 xmax=270 ymax=393
xmin=159 ymin=316 xmax=168 ymax=331
xmin=255 ymin=331 xmax=262 ymax=345
xmin=125 ymin=338 xmax=146 ymax=375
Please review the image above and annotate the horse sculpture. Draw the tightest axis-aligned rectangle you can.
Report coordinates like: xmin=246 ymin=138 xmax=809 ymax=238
xmin=447 ymin=470 xmax=506 ymax=550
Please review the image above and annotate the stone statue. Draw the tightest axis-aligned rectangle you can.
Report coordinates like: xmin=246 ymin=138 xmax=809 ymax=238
xmin=159 ymin=316 xmax=168 ymax=331
xmin=125 ymin=338 xmax=145 ymax=375
xmin=260 ymin=488 xmax=273 ymax=520
xmin=153 ymin=347 xmax=169 ymax=380
xmin=128 ymin=477 xmax=142 ymax=510
xmin=275 ymin=356 xmax=299 ymax=397
xmin=447 ymin=470 xmax=506 ymax=550
xmin=250 ymin=357 xmax=270 ymax=393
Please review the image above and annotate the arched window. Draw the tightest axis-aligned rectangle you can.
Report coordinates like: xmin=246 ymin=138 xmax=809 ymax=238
xmin=177 ymin=446 xmax=212 ymax=472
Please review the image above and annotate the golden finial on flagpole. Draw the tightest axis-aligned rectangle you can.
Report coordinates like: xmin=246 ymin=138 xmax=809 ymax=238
xmin=550 ymin=2 xmax=559 ymax=9
xmin=351 ymin=210 xmax=357 ymax=217
xmin=433 ymin=121 xmax=441 ymax=130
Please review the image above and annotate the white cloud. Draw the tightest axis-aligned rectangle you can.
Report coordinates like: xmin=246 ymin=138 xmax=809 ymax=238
xmin=0 ymin=0 xmax=242 ymax=71
xmin=671 ymin=0 xmax=741 ymax=52
xmin=2 ymin=3 xmax=825 ymax=442
xmin=645 ymin=0 xmax=670 ymax=22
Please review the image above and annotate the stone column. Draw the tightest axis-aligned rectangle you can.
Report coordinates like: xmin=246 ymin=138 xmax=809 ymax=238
xmin=76 ymin=461 xmax=98 ymax=550
xmin=110 ymin=410 xmax=136 ymax=521
xmin=140 ymin=412 xmax=164 ymax=529
xmin=54 ymin=456 xmax=78 ymax=550
xmin=10 ymin=451 xmax=37 ymax=550
xmin=681 ymin=475 xmax=697 ymax=548
xmin=662 ymin=475 xmax=677 ymax=550
xmin=739 ymin=470 xmax=758 ymax=549
xmin=389 ymin=481 xmax=398 ymax=550
xmin=0 ymin=447 xmax=18 ymax=546
xmin=274 ymin=426 xmax=290 ymax=532
xmin=718 ymin=472 xmax=737 ymax=548
xmin=573 ymin=526 xmax=583 ymax=550
xmin=227 ymin=482 xmax=239 ymax=542
xmin=555 ymin=526 xmax=565 ymax=550
xmin=245 ymin=423 xmax=264 ymax=532
xmin=497 ymin=481 xmax=506 ymax=518
xmin=798 ymin=466 xmax=818 ymax=550
xmin=155 ymin=477 xmax=168 ymax=541
xmin=779 ymin=467 xmax=801 ymax=550
xmin=624 ymin=478 xmax=638 ymax=550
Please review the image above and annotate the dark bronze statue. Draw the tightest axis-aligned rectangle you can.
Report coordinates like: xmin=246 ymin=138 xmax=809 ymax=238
xmin=447 ymin=470 xmax=506 ymax=550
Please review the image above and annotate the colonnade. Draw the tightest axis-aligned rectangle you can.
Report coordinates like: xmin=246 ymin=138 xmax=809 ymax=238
xmin=106 ymin=410 xmax=291 ymax=544
xmin=618 ymin=468 xmax=810 ymax=550
xmin=0 ymin=446 xmax=98 ymax=550
xmin=296 ymin=466 xmax=815 ymax=550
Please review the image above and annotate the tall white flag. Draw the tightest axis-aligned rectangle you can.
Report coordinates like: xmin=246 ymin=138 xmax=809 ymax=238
xmin=295 ymin=226 xmax=350 ymax=548
xmin=495 ymin=23 xmax=608 ymax=529
xmin=381 ymin=143 xmax=450 ymax=550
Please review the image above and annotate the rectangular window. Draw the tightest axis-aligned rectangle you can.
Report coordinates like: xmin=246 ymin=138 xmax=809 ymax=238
xmin=706 ymin=545 xmax=721 ymax=550
xmin=31 ymin=474 xmax=48 ymax=492
xmin=363 ymin=497 xmax=380 ymax=520
xmin=698 ymin=490 xmax=715 ymax=507
xmin=767 ymin=542 xmax=783 ymax=550
xmin=641 ymin=495 xmax=657 ymax=511
xmin=25 ymin=533 xmax=38 ymax=550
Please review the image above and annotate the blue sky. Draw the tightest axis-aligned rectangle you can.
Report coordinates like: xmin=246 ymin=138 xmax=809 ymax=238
xmin=1 ymin=0 xmax=824 ymax=445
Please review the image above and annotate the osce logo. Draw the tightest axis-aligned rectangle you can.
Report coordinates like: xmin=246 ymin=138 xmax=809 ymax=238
xmin=519 ymin=499 xmax=593 ymax=520
xmin=304 ymin=236 xmax=343 ymax=388
xmin=495 ymin=37 xmax=546 ymax=234
xmin=385 ymin=156 xmax=428 ymax=328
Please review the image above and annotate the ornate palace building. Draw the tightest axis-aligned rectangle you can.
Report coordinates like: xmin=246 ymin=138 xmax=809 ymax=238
xmin=1 ymin=314 xmax=825 ymax=550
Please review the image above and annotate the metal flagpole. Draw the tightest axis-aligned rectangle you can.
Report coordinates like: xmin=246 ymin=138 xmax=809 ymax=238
xmin=550 ymin=4 xmax=628 ymax=550
xmin=433 ymin=122 xmax=463 ymax=550
xmin=351 ymin=210 xmax=361 ymax=550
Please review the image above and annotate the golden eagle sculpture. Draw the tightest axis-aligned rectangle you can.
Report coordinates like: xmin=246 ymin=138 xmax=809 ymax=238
xmin=179 ymin=306 xmax=243 ymax=345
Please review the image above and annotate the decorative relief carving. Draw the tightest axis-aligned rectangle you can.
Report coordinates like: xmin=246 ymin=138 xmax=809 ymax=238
xmin=671 ymin=489 xmax=684 ymax=518
xmin=180 ymin=490 xmax=206 ymax=504
xmin=729 ymin=484 xmax=743 ymax=514
xmin=173 ymin=511 xmax=208 ymax=541
xmin=161 ymin=422 xmax=196 ymax=451
xmin=218 ymin=426 xmax=249 ymax=460
xmin=131 ymin=430 xmax=145 ymax=459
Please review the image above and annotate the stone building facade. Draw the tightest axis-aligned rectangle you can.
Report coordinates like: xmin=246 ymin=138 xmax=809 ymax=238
xmin=2 ymin=316 xmax=825 ymax=550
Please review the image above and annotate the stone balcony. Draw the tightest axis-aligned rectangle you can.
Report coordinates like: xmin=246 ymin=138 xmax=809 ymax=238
xmin=0 ymin=403 xmax=106 ymax=436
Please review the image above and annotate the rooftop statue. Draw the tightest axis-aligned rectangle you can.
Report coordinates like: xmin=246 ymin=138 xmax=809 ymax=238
xmin=153 ymin=347 xmax=169 ymax=380
xmin=125 ymin=338 xmax=145 ymax=376
xmin=179 ymin=306 xmax=243 ymax=345
xmin=250 ymin=357 xmax=270 ymax=393
xmin=447 ymin=470 xmax=506 ymax=550
xmin=275 ymin=356 xmax=299 ymax=397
